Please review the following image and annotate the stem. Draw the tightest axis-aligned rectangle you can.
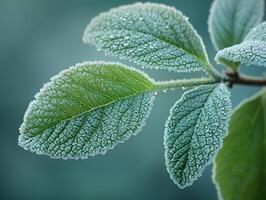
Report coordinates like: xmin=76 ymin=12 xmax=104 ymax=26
xmin=154 ymin=78 xmax=218 ymax=92
xmin=154 ymin=72 xmax=266 ymax=93
xmin=226 ymin=71 xmax=266 ymax=87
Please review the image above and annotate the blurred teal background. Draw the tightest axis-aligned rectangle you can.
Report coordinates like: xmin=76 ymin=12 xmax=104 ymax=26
xmin=0 ymin=0 xmax=265 ymax=199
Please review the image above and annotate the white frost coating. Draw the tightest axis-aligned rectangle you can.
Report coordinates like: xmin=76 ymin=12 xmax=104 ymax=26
xmin=245 ymin=22 xmax=266 ymax=41
xmin=83 ymin=2 xmax=209 ymax=73
xmin=19 ymin=93 xmax=155 ymax=159
xmin=208 ymin=0 xmax=264 ymax=50
xmin=216 ymin=22 xmax=266 ymax=67
xmin=164 ymin=84 xmax=231 ymax=188
xmin=216 ymin=41 xmax=266 ymax=67
xmin=18 ymin=62 xmax=156 ymax=159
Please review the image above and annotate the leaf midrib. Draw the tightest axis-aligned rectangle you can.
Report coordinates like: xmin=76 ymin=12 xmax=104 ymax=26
xmin=26 ymin=89 xmax=155 ymax=138
xmin=91 ymin=28 xmax=208 ymax=66
xmin=180 ymin=86 xmax=218 ymax=177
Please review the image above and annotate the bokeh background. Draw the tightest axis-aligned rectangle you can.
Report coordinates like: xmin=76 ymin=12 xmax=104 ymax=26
xmin=0 ymin=0 xmax=265 ymax=200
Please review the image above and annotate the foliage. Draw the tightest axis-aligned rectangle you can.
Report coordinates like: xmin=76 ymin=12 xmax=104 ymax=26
xmin=214 ymin=89 xmax=266 ymax=200
xmin=19 ymin=1 xmax=266 ymax=200
xmin=19 ymin=62 xmax=156 ymax=158
xmin=83 ymin=3 xmax=209 ymax=72
xmin=208 ymin=0 xmax=264 ymax=51
xmin=164 ymin=84 xmax=231 ymax=188
xmin=216 ymin=22 xmax=266 ymax=67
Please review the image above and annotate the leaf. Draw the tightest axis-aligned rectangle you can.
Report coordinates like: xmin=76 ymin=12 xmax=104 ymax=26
xmin=18 ymin=62 xmax=156 ymax=159
xmin=214 ymin=90 xmax=266 ymax=200
xmin=208 ymin=0 xmax=264 ymax=51
xmin=83 ymin=3 xmax=209 ymax=73
xmin=216 ymin=41 xmax=266 ymax=67
xmin=245 ymin=21 xmax=266 ymax=41
xmin=164 ymin=84 xmax=231 ymax=188
xmin=216 ymin=22 xmax=266 ymax=67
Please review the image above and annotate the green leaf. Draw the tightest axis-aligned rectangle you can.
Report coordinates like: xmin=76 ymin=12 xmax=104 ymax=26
xmin=216 ymin=22 xmax=266 ymax=67
xmin=83 ymin=3 xmax=209 ymax=73
xmin=18 ymin=62 xmax=156 ymax=159
xmin=208 ymin=0 xmax=264 ymax=51
xmin=164 ymin=84 xmax=231 ymax=188
xmin=214 ymin=90 xmax=266 ymax=200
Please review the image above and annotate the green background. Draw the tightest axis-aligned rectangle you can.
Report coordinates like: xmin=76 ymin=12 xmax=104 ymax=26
xmin=0 ymin=0 xmax=264 ymax=199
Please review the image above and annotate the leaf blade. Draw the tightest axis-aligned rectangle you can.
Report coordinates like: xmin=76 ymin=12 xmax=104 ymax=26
xmin=164 ymin=84 xmax=231 ymax=188
xmin=216 ymin=22 xmax=266 ymax=67
xmin=214 ymin=90 xmax=266 ymax=200
xmin=208 ymin=0 xmax=264 ymax=50
xmin=84 ymin=3 xmax=209 ymax=72
xmin=19 ymin=62 xmax=156 ymax=159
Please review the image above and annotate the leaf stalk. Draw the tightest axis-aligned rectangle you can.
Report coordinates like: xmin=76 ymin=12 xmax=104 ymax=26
xmin=154 ymin=78 xmax=218 ymax=91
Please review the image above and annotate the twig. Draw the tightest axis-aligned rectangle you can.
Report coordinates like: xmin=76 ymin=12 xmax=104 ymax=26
xmin=225 ymin=71 xmax=266 ymax=87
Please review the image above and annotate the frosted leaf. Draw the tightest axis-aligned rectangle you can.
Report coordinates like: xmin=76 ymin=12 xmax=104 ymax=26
xmin=214 ymin=90 xmax=266 ymax=200
xmin=216 ymin=41 xmax=266 ymax=67
xmin=164 ymin=84 xmax=231 ymax=188
xmin=18 ymin=62 xmax=156 ymax=159
xmin=208 ymin=0 xmax=264 ymax=50
xmin=216 ymin=22 xmax=266 ymax=67
xmin=245 ymin=22 xmax=266 ymax=41
xmin=83 ymin=3 xmax=209 ymax=73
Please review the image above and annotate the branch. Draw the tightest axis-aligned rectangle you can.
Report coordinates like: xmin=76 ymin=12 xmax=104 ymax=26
xmin=225 ymin=72 xmax=266 ymax=87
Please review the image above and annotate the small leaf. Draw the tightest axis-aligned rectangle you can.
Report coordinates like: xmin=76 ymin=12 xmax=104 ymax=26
xmin=208 ymin=0 xmax=264 ymax=50
xmin=18 ymin=62 xmax=156 ymax=159
xmin=164 ymin=84 xmax=231 ymax=188
xmin=83 ymin=3 xmax=209 ymax=72
xmin=214 ymin=90 xmax=266 ymax=200
xmin=245 ymin=21 xmax=266 ymax=41
xmin=216 ymin=22 xmax=266 ymax=67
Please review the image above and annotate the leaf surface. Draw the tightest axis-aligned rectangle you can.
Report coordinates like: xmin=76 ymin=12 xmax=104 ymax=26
xmin=19 ymin=62 xmax=156 ymax=159
xmin=164 ymin=84 xmax=231 ymax=188
xmin=216 ymin=22 xmax=266 ymax=67
xmin=214 ymin=90 xmax=266 ymax=200
xmin=84 ymin=3 xmax=209 ymax=72
xmin=209 ymin=0 xmax=264 ymax=50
